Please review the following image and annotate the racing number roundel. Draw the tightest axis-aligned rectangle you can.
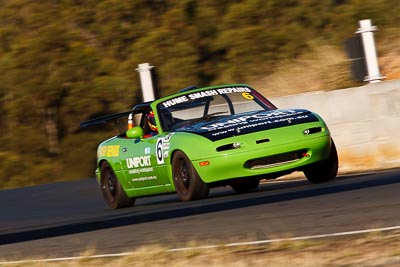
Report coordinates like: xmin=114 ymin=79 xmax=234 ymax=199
xmin=156 ymin=138 xmax=164 ymax=164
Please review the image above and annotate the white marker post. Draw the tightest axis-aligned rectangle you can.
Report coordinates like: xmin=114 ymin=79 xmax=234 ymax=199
xmin=136 ymin=63 xmax=156 ymax=101
xmin=356 ymin=19 xmax=384 ymax=83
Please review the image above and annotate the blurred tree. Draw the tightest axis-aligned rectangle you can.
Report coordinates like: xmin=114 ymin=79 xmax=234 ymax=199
xmin=127 ymin=2 xmax=200 ymax=96
xmin=213 ymin=0 xmax=308 ymax=82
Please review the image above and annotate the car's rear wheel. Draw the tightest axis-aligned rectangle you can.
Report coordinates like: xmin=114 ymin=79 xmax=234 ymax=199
xmin=304 ymin=140 xmax=338 ymax=184
xmin=172 ymin=151 xmax=209 ymax=201
xmin=100 ymin=161 xmax=135 ymax=209
xmin=230 ymin=178 xmax=260 ymax=194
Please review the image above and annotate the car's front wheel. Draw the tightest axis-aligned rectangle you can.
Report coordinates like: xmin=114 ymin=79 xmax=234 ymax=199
xmin=172 ymin=151 xmax=209 ymax=201
xmin=303 ymin=140 xmax=339 ymax=184
xmin=100 ymin=161 xmax=135 ymax=209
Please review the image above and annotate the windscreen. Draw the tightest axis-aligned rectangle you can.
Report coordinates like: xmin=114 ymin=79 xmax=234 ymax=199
xmin=157 ymin=86 xmax=276 ymax=131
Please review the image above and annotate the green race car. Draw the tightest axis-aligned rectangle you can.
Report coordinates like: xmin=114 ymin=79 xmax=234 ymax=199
xmin=81 ymin=84 xmax=338 ymax=209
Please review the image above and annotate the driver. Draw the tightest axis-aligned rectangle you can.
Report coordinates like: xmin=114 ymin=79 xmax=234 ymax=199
xmin=143 ymin=111 xmax=158 ymax=138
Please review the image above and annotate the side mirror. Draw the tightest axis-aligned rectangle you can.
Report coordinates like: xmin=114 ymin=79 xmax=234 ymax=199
xmin=126 ymin=126 xmax=144 ymax=139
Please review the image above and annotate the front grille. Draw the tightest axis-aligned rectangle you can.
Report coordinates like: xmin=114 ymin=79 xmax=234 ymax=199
xmin=244 ymin=150 xmax=306 ymax=169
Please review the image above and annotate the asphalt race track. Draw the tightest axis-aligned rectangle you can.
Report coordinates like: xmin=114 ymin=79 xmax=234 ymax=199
xmin=1 ymin=169 xmax=400 ymax=260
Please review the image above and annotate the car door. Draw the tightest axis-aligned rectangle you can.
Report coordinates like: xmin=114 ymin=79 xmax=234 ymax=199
xmin=118 ymin=134 xmax=172 ymax=196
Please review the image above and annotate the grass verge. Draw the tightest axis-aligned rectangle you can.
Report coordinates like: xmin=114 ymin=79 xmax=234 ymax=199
xmin=2 ymin=230 xmax=400 ymax=267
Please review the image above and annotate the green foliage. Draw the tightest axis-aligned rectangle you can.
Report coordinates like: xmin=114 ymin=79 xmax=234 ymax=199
xmin=0 ymin=0 xmax=399 ymax=189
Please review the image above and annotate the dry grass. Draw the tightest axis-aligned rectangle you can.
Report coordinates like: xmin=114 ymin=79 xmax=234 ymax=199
xmin=253 ymin=41 xmax=360 ymax=98
xmin=378 ymin=28 xmax=400 ymax=81
xmin=3 ymin=230 xmax=400 ymax=267
xmin=253 ymin=29 xmax=400 ymax=98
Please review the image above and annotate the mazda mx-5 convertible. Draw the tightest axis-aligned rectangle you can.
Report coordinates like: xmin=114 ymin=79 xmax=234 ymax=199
xmin=81 ymin=84 xmax=338 ymax=209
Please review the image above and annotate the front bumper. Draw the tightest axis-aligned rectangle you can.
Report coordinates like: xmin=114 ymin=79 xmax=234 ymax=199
xmin=192 ymin=134 xmax=332 ymax=183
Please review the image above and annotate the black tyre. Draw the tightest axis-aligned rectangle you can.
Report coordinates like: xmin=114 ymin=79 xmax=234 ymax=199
xmin=230 ymin=178 xmax=260 ymax=194
xmin=172 ymin=151 xmax=209 ymax=201
xmin=100 ymin=161 xmax=135 ymax=209
xmin=304 ymin=140 xmax=339 ymax=184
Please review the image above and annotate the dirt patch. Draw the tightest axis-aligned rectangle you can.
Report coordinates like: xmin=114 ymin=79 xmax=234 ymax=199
xmin=338 ymin=144 xmax=400 ymax=174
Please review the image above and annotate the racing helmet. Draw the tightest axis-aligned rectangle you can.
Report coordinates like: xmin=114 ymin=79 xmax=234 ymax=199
xmin=147 ymin=111 xmax=158 ymax=132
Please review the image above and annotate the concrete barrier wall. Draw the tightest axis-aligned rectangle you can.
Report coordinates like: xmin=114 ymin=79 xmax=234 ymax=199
xmin=270 ymin=79 xmax=400 ymax=172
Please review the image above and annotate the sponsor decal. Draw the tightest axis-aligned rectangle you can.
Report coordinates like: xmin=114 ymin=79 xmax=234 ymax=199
xmin=187 ymin=89 xmax=219 ymax=100
xmin=215 ymin=87 xmax=251 ymax=94
xmin=163 ymin=142 xmax=170 ymax=150
xmin=177 ymin=109 xmax=320 ymax=141
xmin=200 ymin=110 xmax=304 ymax=132
xmin=131 ymin=176 xmax=157 ymax=182
xmin=98 ymin=145 xmax=120 ymax=157
xmin=161 ymin=87 xmax=251 ymax=108
xmin=162 ymin=96 xmax=189 ymax=108
xmin=129 ymin=167 xmax=154 ymax=175
xmin=164 ymin=133 xmax=174 ymax=142
xmin=208 ymin=114 xmax=311 ymax=137
xmin=126 ymin=156 xmax=151 ymax=168
xmin=144 ymin=147 xmax=151 ymax=154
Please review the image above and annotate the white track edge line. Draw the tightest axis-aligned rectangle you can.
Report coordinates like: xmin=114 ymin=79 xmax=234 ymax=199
xmin=1 ymin=225 xmax=400 ymax=265
xmin=168 ymin=225 xmax=400 ymax=251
